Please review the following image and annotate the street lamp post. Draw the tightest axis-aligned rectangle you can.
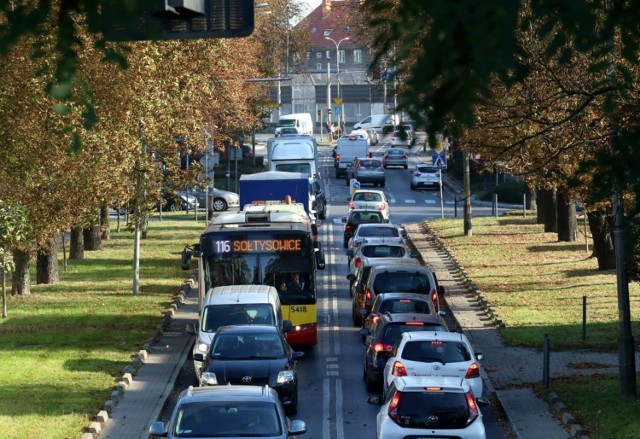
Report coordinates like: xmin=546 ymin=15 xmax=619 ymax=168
xmin=325 ymin=36 xmax=349 ymax=125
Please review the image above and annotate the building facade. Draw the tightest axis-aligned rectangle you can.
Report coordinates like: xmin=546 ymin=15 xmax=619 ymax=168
xmin=271 ymin=0 xmax=397 ymax=131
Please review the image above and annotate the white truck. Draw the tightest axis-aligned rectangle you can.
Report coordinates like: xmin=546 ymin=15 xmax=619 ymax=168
xmin=267 ymin=136 xmax=319 ymax=178
xmin=275 ymin=113 xmax=314 ymax=137
xmin=334 ymin=135 xmax=369 ymax=178
xmin=353 ymin=114 xmax=396 ymax=133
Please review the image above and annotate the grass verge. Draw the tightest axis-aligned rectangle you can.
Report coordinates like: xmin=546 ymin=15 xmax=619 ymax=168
xmin=0 ymin=213 xmax=203 ymax=439
xmin=428 ymin=213 xmax=640 ymax=438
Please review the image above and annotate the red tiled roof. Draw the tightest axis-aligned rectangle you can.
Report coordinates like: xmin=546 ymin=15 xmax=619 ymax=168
xmin=296 ymin=0 xmax=360 ymax=49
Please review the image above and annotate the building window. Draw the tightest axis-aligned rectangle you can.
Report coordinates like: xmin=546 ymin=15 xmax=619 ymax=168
xmin=326 ymin=50 xmax=331 ymax=59
xmin=338 ymin=50 xmax=346 ymax=64
xmin=307 ymin=52 xmax=311 ymax=60
xmin=317 ymin=63 xmax=322 ymax=70
xmin=316 ymin=52 xmax=322 ymax=59
xmin=323 ymin=29 xmax=332 ymax=36
xmin=354 ymin=50 xmax=362 ymax=64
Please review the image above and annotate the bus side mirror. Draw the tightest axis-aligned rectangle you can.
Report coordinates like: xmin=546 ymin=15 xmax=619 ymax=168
xmin=311 ymin=224 xmax=319 ymax=235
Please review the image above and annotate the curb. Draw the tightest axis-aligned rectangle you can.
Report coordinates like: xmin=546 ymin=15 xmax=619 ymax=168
xmin=411 ymin=221 xmax=588 ymax=439
xmin=80 ymin=278 xmax=195 ymax=439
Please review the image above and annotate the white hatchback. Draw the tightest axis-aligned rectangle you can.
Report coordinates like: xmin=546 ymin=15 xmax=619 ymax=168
xmin=348 ymin=189 xmax=390 ymax=222
xmin=383 ymin=330 xmax=485 ymax=397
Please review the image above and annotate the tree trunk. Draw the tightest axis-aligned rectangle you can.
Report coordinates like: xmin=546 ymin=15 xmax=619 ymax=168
xmin=538 ymin=189 xmax=557 ymax=232
xmin=100 ymin=205 xmax=110 ymax=240
xmin=12 ymin=249 xmax=30 ymax=295
xmin=527 ymin=186 xmax=537 ymax=211
xmin=36 ymin=233 xmax=59 ymax=284
xmin=556 ymin=191 xmax=578 ymax=242
xmin=83 ymin=219 xmax=102 ymax=251
xmin=70 ymin=227 xmax=84 ymax=260
xmin=588 ymin=210 xmax=616 ymax=270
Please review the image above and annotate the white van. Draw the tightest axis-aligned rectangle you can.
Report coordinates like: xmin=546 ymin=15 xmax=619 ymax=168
xmin=334 ymin=135 xmax=369 ymax=178
xmin=353 ymin=114 xmax=396 ymax=132
xmin=275 ymin=113 xmax=314 ymax=137
xmin=267 ymin=136 xmax=319 ymax=178
xmin=188 ymin=285 xmax=292 ymax=376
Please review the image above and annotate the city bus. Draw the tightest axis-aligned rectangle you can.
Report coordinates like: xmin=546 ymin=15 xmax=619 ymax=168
xmin=185 ymin=203 xmax=325 ymax=348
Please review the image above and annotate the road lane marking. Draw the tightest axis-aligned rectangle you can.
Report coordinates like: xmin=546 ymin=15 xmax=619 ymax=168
xmin=405 ymin=199 xmax=416 ymax=203
xmin=425 ymin=199 xmax=436 ymax=204
xmin=323 ymin=378 xmax=330 ymax=439
xmin=336 ymin=379 xmax=345 ymax=439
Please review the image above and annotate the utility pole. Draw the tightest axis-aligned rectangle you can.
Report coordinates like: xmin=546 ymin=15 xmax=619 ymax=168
xmin=605 ymin=0 xmax=636 ymax=399
xmin=463 ymin=150 xmax=472 ymax=237
xmin=133 ymin=117 xmax=145 ymax=295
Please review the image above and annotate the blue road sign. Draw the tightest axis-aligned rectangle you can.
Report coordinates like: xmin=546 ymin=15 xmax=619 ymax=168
xmin=432 ymin=154 xmax=447 ymax=169
xmin=334 ymin=105 xmax=342 ymax=115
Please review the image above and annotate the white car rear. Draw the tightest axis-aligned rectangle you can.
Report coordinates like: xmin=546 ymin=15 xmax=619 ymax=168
xmin=383 ymin=330 xmax=485 ymax=397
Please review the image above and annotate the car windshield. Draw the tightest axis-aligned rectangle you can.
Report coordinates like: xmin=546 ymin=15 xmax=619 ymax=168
xmin=417 ymin=166 xmax=439 ymax=174
xmin=201 ymin=304 xmax=276 ymax=333
xmin=395 ymin=391 xmax=470 ymax=429
xmin=372 ymin=272 xmax=431 ymax=295
xmin=174 ymin=401 xmax=282 ymax=437
xmin=361 ymin=245 xmax=405 ymax=258
xmin=211 ymin=333 xmax=285 ymax=359
xmin=352 ymin=192 xmax=383 ymax=202
xmin=275 ymin=163 xmax=311 ymax=176
xmin=402 ymin=340 xmax=471 ymax=363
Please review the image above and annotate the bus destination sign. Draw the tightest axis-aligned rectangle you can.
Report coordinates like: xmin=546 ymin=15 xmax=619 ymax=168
xmin=214 ymin=238 xmax=303 ymax=254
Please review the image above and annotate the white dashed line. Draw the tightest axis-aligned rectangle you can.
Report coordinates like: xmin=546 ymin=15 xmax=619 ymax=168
xmin=405 ymin=199 xmax=416 ymax=204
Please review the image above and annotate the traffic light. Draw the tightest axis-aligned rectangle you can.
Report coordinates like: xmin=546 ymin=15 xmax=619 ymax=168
xmin=102 ymin=0 xmax=255 ymax=41
xmin=328 ymin=108 xmax=332 ymax=115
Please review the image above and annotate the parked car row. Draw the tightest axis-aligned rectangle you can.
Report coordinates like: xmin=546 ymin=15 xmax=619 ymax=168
xmin=339 ymin=189 xmax=490 ymax=438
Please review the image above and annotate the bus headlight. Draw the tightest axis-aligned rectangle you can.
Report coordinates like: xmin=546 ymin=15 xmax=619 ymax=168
xmin=277 ymin=370 xmax=295 ymax=384
xmin=201 ymin=372 xmax=218 ymax=385
xmin=196 ymin=342 xmax=209 ymax=354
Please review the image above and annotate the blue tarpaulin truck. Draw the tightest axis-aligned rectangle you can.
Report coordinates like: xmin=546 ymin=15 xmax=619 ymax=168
xmin=239 ymin=171 xmax=312 ymax=215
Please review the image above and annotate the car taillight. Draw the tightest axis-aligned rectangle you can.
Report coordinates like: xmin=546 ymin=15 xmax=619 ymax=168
xmin=348 ymin=201 xmax=355 ymax=209
xmin=465 ymin=362 xmax=481 ymax=379
xmin=465 ymin=390 xmax=479 ymax=425
xmin=431 ymin=289 xmax=439 ymax=312
xmin=378 ymin=203 xmax=386 ymax=211
xmin=365 ymin=288 xmax=373 ymax=306
xmin=391 ymin=361 xmax=407 ymax=377
xmin=373 ymin=342 xmax=393 ymax=353
xmin=412 ymin=172 xmax=421 ymax=176
xmin=355 ymin=257 xmax=362 ymax=268
xmin=345 ymin=224 xmax=352 ymax=233
xmin=371 ymin=314 xmax=380 ymax=324
xmin=388 ymin=391 xmax=402 ymax=424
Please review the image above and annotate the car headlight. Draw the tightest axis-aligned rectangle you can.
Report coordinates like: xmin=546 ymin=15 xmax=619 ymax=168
xmin=277 ymin=370 xmax=295 ymax=384
xmin=201 ymin=372 xmax=218 ymax=385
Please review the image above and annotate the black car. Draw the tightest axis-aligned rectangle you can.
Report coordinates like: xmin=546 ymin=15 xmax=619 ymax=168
xmin=310 ymin=178 xmax=327 ymax=220
xmin=341 ymin=209 xmax=385 ymax=248
xmin=193 ymin=325 xmax=303 ymax=414
xmin=360 ymin=313 xmax=449 ymax=391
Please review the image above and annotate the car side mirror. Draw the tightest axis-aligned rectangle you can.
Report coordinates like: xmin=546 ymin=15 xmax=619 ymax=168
xmin=149 ymin=421 xmax=167 ymax=437
xmin=410 ymin=251 xmax=419 ymax=258
xmin=476 ymin=397 xmax=490 ymax=407
xmin=359 ymin=328 xmax=371 ymax=336
xmin=367 ymin=395 xmax=383 ymax=405
xmin=347 ymin=274 xmax=355 ymax=281
xmin=181 ymin=246 xmax=192 ymax=270
xmin=437 ymin=285 xmax=446 ymax=296
xmin=476 ymin=352 xmax=485 ymax=361
xmin=356 ymin=283 xmax=364 ymax=294
xmin=360 ymin=307 xmax=370 ymax=316
xmin=193 ymin=353 xmax=205 ymax=362
xmin=293 ymin=351 xmax=305 ymax=360
xmin=341 ymin=217 xmax=347 ymax=223
xmin=347 ymin=249 xmax=353 ymax=257
xmin=186 ymin=322 xmax=197 ymax=335
xmin=438 ymin=310 xmax=446 ymax=317
xmin=283 ymin=320 xmax=293 ymax=333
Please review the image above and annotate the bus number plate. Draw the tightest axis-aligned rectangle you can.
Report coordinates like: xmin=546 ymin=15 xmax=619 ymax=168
xmin=290 ymin=306 xmax=307 ymax=313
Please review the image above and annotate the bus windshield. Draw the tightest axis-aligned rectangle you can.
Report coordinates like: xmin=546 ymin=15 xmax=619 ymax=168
xmin=205 ymin=253 xmax=315 ymax=305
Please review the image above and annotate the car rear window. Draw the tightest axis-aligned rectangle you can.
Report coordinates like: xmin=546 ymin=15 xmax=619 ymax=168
xmin=417 ymin=166 xmax=438 ymax=174
xmin=361 ymin=245 xmax=406 ymax=258
xmin=378 ymin=299 xmax=431 ymax=314
xmin=401 ymin=340 xmax=471 ymax=363
xmin=381 ymin=323 xmax=446 ymax=344
xmin=387 ymin=149 xmax=404 ymax=155
xmin=353 ymin=192 xmax=383 ymax=202
xmin=372 ymin=272 xmax=432 ymax=295
xmin=358 ymin=227 xmax=399 ymax=238
xmin=395 ymin=391 xmax=470 ymax=429
xmin=348 ymin=212 xmax=384 ymax=224
xmin=201 ymin=304 xmax=276 ymax=332
xmin=360 ymin=159 xmax=382 ymax=168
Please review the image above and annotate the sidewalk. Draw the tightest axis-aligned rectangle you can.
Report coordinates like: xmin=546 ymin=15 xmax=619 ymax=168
xmin=405 ymin=221 xmax=640 ymax=439
xmin=92 ymin=281 xmax=197 ymax=439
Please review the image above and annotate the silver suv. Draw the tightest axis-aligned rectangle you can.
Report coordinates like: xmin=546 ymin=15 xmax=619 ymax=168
xmin=149 ymin=385 xmax=307 ymax=438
